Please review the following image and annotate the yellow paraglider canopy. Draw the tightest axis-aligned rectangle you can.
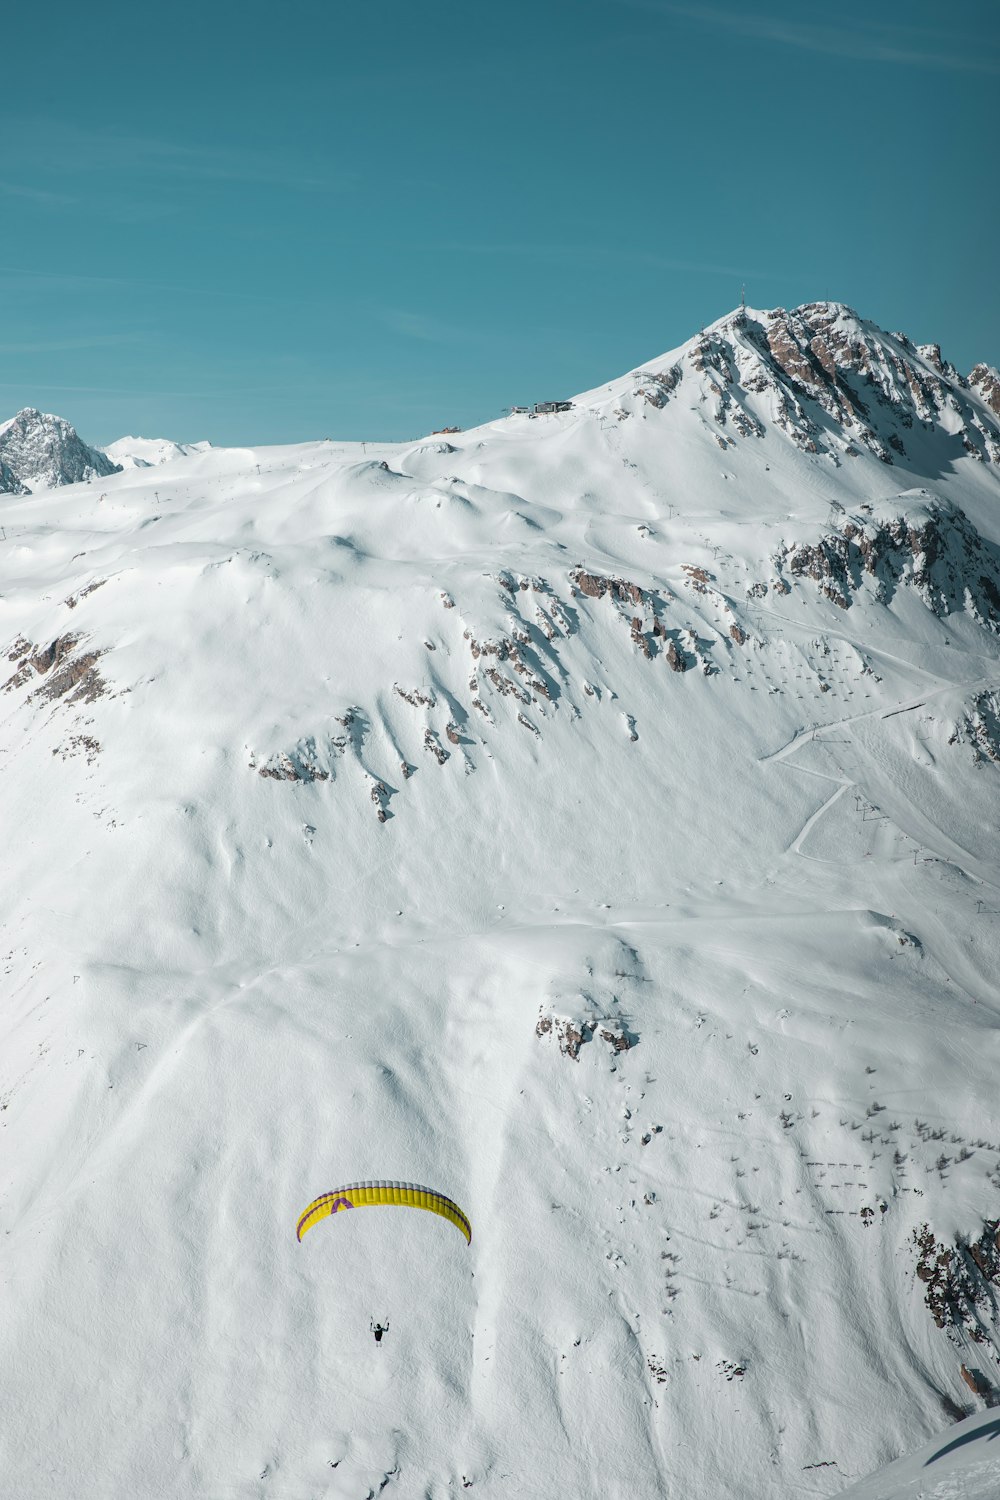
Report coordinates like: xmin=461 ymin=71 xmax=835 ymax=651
xmin=296 ymin=1180 xmax=471 ymax=1245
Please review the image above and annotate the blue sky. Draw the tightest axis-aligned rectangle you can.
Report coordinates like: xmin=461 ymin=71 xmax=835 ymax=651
xmin=1 ymin=0 xmax=997 ymax=446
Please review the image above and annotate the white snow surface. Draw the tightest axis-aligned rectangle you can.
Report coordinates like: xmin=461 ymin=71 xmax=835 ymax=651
xmin=834 ymin=1407 xmax=1000 ymax=1498
xmin=103 ymin=435 xmax=213 ymax=469
xmin=2 ymin=303 xmax=1000 ymax=1498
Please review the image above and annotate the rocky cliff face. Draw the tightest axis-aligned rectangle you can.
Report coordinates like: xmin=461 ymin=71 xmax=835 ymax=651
xmin=969 ymin=362 xmax=1000 ymax=418
xmin=772 ymin=493 xmax=1000 ymax=621
xmin=0 ymin=407 xmax=120 ymax=494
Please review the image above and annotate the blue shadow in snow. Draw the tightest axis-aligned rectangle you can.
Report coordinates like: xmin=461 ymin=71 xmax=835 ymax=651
xmin=926 ymin=1417 xmax=1000 ymax=1467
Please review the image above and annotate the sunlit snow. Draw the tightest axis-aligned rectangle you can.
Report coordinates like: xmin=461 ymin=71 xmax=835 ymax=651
xmin=2 ymin=304 xmax=1000 ymax=1499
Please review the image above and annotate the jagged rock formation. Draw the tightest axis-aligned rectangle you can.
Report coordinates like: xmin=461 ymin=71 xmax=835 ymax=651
xmin=951 ymin=691 xmax=1000 ymax=764
xmin=773 ymin=493 xmax=1000 ymax=621
xmin=913 ymin=1220 xmax=1000 ymax=1396
xmin=0 ymin=408 xmax=120 ymax=494
xmin=535 ymin=1010 xmax=635 ymax=1060
xmin=969 ymin=363 xmax=1000 ymax=418
xmin=3 ymin=631 xmax=108 ymax=707
xmin=617 ymin=301 xmax=1000 ymax=468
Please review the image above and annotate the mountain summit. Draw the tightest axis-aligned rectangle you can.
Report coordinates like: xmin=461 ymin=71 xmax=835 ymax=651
xmin=1 ymin=302 xmax=1000 ymax=1500
xmin=0 ymin=406 xmax=120 ymax=494
xmin=578 ymin=300 xmax=1000 ymax=472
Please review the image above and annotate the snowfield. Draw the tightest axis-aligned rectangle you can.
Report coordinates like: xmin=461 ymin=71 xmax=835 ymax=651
xmin=2 ymin=303 xmax=1000 ymax=1499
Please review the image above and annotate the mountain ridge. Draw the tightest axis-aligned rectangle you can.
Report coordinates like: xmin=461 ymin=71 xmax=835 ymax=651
xmin=3 ymin=300 xmax=1000 ymax=491
xmin=1 ymin=300 xmax=1000 ymax=1500
xmin=103 ymin=435 xmax=213 ymax=470
xmin=576 ymin=301 xmax=1000 ymax=475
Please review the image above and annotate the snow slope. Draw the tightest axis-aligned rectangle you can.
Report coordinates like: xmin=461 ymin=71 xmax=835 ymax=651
xmin=834 ymin=1407 xmax=1000 ymax=1499
xmin=2 ymin=304 xmax=1000 ymax=1499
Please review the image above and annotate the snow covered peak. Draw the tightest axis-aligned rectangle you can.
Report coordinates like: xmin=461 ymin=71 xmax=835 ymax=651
xmin=578 ymin=301 xmax=1000 ymax=472
xmin=103 ymin=434 xmax=212 ymax=470
xmin=0 ymin=406 xmax=120 ymax=495
xmin=3 ymin=302 xmax=1000 ymax=1500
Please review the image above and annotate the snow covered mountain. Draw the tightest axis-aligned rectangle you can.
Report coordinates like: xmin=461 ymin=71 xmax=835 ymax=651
xmin=2 ymin=302 xmax=1000 ymax=1500
xmin=0 ymin=407 xmax=120 ymax=494
xmin=103 ymin=434 xmax=212 ymax=469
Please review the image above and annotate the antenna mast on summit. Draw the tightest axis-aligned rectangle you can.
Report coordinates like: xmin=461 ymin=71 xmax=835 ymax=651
xmin=741 ymin=283 xmax=746 ymax=314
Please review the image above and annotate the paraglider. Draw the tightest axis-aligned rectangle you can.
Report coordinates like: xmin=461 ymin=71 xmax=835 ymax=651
xmin=370 ymin=1319 xmax=389 ymax=1344
xmin=296 ymin=1180 xmax=472 ymax=1246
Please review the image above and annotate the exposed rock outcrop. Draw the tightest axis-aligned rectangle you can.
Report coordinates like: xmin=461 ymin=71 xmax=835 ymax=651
xmin=0 ymin=409 xmax=120 ymax=494
xmin=913 ymin=1219 xmax=1000 ymax=1370
xmin=4 ymin=631 xmax=108 ymax=705
xmin=774 ymin=495 xmax=1000 ymax=625
xmin=950 ymin=691 xmax=1000 ymax=765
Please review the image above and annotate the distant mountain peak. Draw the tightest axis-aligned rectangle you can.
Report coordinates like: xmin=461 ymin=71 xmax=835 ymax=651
xmin=103 ymin=435 xmax=212 ymax=469
xmin=0 ymin=406 xmax=120 ymax=495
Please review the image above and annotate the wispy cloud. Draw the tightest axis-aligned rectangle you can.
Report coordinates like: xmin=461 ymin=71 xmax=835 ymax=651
xmin=414 ymin=239 xmax=793 ymax=282
xmin=378 ymin=308 xmax=473 ymax=345
xmin=0 ymin=264 xmax=316 ymax=306
xmin=0 ymin=244 xmax=794 ymax=302
xmin=3 ymin=118 xmax=354 ymax=194
xmin=616 ymin=1 xmax=1000 ymax=75
xmin=0 ymin=332 xmax=141 ymax=356
xmin=0 ymin=376 xmax=408 ymax=401
xmin=0 ymin=180 xmax=78 ymax=207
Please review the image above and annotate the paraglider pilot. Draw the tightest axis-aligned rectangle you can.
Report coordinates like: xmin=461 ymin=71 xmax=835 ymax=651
xmin=371 ymin=1319 xmax=389 ymax=1344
